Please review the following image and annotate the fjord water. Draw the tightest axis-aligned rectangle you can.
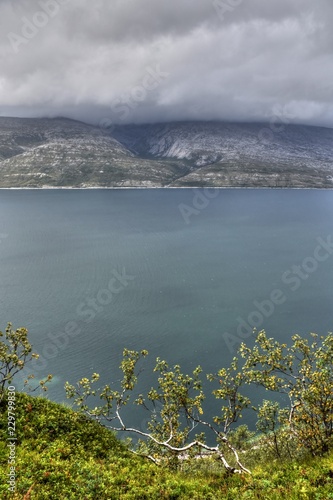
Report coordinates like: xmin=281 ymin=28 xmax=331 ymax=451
xmin=1 ymin=189 xmax=333 ymax=426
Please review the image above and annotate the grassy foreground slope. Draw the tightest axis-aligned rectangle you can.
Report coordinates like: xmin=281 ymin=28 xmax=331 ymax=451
xmin=1 ymin=392 xmax=333 ymax=500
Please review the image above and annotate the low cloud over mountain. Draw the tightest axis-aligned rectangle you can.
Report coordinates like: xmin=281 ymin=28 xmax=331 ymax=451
xmin=0 ymin=0 xmax=333 ymax=128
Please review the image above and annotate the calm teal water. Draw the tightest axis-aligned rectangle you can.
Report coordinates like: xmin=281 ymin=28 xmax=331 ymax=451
xmin=1 ymin=189 xmax=333 ymax=429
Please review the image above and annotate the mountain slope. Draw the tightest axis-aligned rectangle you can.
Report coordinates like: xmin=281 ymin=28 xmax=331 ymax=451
xmin=0 ymin=117 xmax=332 ymax=188
xmin=111 ymin=121 xmax=333 ymax=188
xmin=0 ymin=117 xmax=186 ymax=187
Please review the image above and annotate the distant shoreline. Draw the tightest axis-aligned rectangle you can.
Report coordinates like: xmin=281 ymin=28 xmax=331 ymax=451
xmin=0 ymin=186 xmax=332 ymax=191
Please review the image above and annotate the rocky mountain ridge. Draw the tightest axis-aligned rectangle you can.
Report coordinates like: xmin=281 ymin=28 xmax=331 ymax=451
xmin=0 ymin=117 xmax=332 ymax=188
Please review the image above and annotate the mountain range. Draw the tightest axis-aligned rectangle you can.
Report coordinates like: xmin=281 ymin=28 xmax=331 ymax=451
xmin=0 ymin=117 xmax=332 ymax=188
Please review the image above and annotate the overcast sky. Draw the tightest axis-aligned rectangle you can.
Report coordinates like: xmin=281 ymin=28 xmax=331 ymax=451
xmin=0 ymin=0 xmax=333 ymax=127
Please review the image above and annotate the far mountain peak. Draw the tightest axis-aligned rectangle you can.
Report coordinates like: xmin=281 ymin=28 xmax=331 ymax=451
xmin=0 ymin=118 xmax=332 ymax=188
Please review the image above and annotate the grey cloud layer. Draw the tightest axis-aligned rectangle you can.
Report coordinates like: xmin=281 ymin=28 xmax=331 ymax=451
xmin=0 ymin=0 xmax=332 ymax=127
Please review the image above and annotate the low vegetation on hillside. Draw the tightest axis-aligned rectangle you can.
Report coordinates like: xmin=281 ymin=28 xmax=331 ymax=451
xmin=2 ymin=118 xmax=333 ymax=188
xmin=1 ymin=323 xmax=333 ymax=499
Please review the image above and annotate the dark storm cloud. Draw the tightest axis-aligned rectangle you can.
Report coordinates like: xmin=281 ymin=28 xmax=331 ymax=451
xmin=0 ymin=0 xmax=332 ymax=127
